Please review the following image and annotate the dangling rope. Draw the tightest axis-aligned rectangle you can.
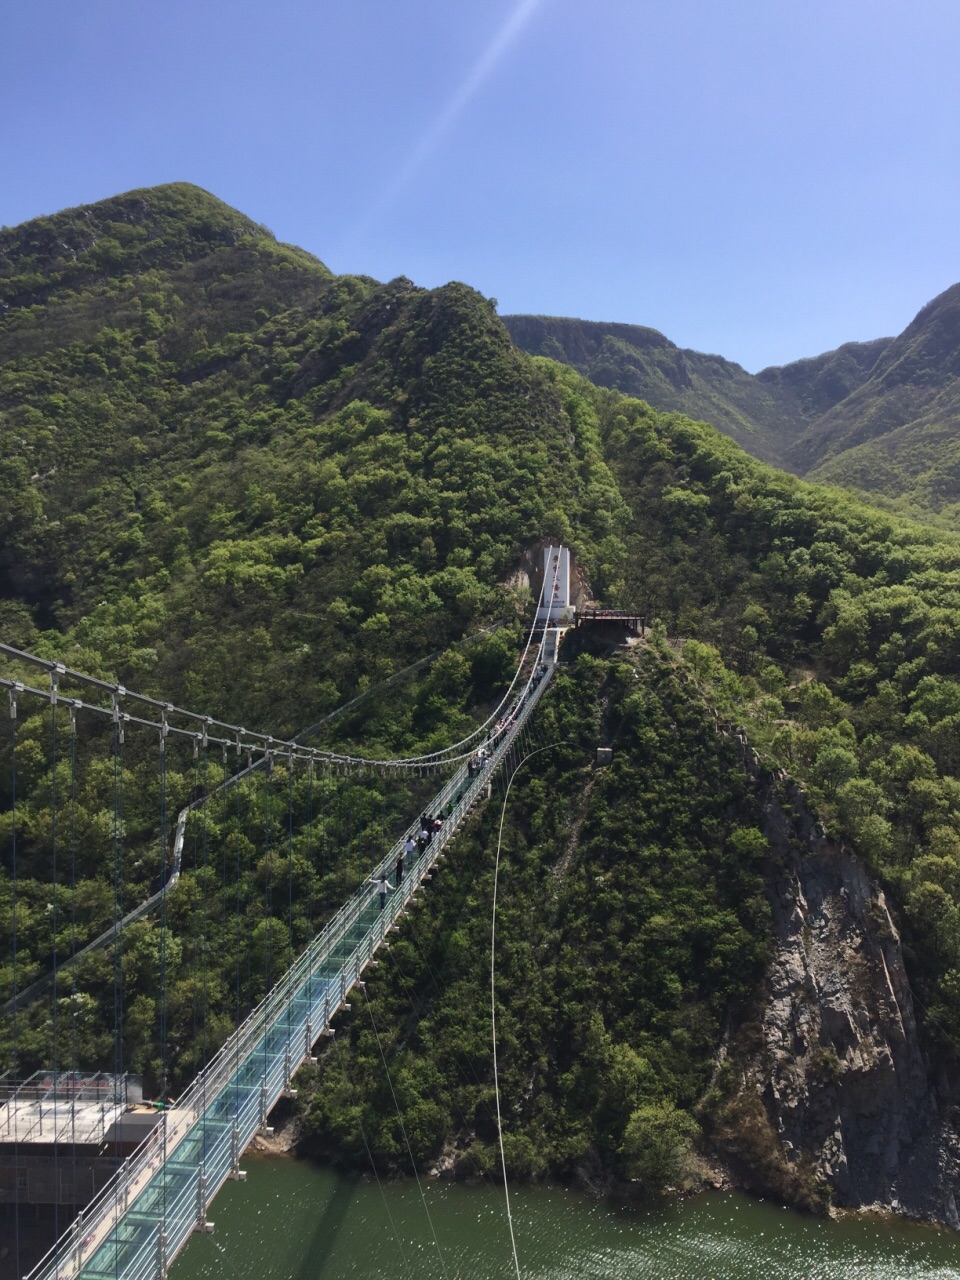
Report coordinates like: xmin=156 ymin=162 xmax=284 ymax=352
xmin=361 ymin=987 xmax=452 ymax=1280
xmin=491 ymin=741 xmax=567 ymax=1280
xmin=358 ymin=1118 xmax=414 ymax=1280
xmin=385 ymin=937 xmax=511 ymax=1202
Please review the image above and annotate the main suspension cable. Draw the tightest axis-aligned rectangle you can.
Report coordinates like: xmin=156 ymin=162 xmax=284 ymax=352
xmin=0 ymin=547 xmax=565 ymax=772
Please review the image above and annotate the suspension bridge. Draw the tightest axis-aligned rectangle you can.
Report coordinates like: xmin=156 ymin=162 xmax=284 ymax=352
xmin=0 ymin=548 xmax=572 ymax=1280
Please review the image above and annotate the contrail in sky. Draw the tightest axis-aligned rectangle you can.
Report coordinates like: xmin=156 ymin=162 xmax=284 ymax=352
xmin=342 ymin=0 xmax=547 ymax=250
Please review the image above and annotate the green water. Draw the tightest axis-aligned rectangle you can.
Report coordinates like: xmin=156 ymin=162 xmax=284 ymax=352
xmin=171 ymin=1155 xmax=960 ymax=1279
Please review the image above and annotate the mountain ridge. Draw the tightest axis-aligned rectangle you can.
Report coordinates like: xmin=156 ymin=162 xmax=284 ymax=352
xmin=505 ymin=290 xmax=960 ymax=518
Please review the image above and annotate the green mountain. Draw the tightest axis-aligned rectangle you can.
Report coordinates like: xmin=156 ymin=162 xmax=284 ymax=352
xmin=506 ymin=294 xmax=960 ymax=519
xmin=5 ymin=185 xmax=960 ymax=1219
xmin=502 ymin=313 xmax=891 ymax=468
xmin=0 ymin=182 xmax=623 ymax=726
xmin=796 ymin=284 xmax=960 ymax=514
xmin=503 ymin=313 xmax=800 ymax=462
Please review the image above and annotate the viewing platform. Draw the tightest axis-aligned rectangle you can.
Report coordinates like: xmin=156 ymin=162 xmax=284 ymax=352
xmin=573 ymin=609 xmax=646 ymax=635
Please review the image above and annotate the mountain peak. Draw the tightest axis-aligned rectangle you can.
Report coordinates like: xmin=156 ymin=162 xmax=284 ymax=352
xmin=0 ymin=184 xmax=330 ymax=310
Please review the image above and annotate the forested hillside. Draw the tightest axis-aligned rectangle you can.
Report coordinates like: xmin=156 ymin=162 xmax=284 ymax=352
xmin=503 ymin=313 xmax=888 ymax=467
xmin=0 ymin=183 xmax=624 ymax=730
xmin=800 ymin=284 xmax=960 ymax=514
xmin=306 ymin=652 xmax=771 ymax=1189
xmin=507 ymin=288 xmax=960 ymax=520
xmin=5 ymin=186 xmax=960 ymax=1212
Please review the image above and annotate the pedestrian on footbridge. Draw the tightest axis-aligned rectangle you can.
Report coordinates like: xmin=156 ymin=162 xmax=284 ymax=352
xmin=397 ymin=845 xmax=410 ymax=884
xmin=369 ymin=873 xmax=393 ymax=911
xmin=401 ymin=835 xmax=416 ymax=881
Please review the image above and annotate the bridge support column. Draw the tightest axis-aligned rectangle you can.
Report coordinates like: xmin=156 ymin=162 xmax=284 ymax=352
xmin=157 ymin=1228 xmax=168 ymax=1278
xmin=228 ymin=1124 xmax=247 ymax=1181
xmin=303 ymin=1020 xmax=317 ymax=1063
xmin=194 ymin=1165 xmax=214 ymax=1234
xmin=319 ymin=987 xmax=335 ymax=1038
xmin=258 ymin=1075 xmax=274 ymax=1135
xmin=282 ymin=1041 xmax=297 ymax=1097
xmin=74 ymin=1210 xmax=85 ymax=1272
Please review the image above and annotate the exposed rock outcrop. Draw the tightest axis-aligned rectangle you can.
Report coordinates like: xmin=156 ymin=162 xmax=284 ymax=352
xmin=727 ymin=768 xmax=960 ymax=1226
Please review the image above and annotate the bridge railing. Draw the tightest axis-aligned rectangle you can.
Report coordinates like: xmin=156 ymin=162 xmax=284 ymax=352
xmin=27 ymin=644 xmax=558 ymax=1280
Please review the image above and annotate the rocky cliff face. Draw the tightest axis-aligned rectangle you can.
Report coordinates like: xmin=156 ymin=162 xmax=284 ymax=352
xmin=737 ymin=771 xmax=960 ymax=1225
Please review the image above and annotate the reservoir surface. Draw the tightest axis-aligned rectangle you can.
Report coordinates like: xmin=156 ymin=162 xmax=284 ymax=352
xmin=171 ymin=1154 xmax=960 ymax=1279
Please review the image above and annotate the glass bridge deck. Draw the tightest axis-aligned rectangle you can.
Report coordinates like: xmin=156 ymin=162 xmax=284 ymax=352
xmin=28 ymin=651 xmax=557 ymax=1280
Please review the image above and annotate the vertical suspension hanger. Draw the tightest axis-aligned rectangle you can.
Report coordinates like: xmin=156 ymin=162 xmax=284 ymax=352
xmin=200 ymin=723 xmax=210 ymax=1164
xmin=221 ymin=739 xmax=229 ymax=887
xmin=287 ymin=747 xmax=295 ymax=973
xmin=8 ymin=682 xmax=21 ymax=1280
xmin=319 ymin=760 xmax=329 ymax=913
xmin=189 ymin=727 xmax=201 ymax=1072
xmin=286 ymin=747 xmax=296 ymax=1054
xmin=156 ymin=709 xmax=173 ymax=1261
xmin=111 ymin=687 xmax=126 ymax=1090
xmin=68 ymin=698 xmax=80 ymax=1205
xmin=110 ymin=685 xmax=126 ymax=1270
xmin=159 ymin=706 xmax=170 ymax=1098
xmin=305 ymin=755 xmax=315 ymax=1015
xmin=48 ymin=664 xmax=61 ymax=1245
xmin=233 ymin=732 xmax=244 ymax=1124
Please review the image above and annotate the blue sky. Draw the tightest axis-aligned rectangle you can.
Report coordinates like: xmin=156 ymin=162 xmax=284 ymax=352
xmin=2 ymin=0 xmax=959 ymax=371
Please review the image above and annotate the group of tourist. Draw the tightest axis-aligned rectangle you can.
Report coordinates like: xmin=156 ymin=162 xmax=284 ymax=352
xmin=367 ymin=666 xmax=550 ymax=914
xmin=369 ymin=811 xmax=444 ymax=909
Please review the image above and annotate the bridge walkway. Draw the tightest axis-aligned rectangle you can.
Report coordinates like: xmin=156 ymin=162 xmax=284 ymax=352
xmin=28 ymin=638 xmax=559 ymax=1280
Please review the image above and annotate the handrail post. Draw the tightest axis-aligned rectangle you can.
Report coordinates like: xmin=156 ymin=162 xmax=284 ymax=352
xmin=196 ymin=1163 xmax=207 ymax=1227
xmin=73 ymin=1211 xmax=84 ymax=1272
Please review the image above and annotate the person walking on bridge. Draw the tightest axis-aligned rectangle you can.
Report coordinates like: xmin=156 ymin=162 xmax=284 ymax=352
xmin=401 ymin=835 xmax=416 ymax=880
xmin=369 ymin=873 xmax=392 ymax=911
